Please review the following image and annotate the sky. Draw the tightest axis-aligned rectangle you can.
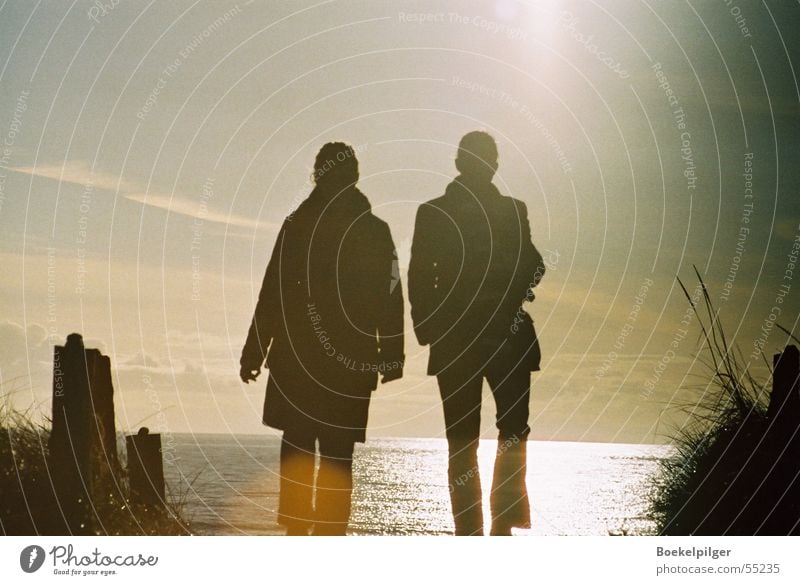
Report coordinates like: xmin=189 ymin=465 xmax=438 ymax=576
xmin=0 ymin=0 xmax=798 ymax=443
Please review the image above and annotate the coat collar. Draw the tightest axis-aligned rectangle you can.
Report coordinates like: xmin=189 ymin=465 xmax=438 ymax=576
xmin=297 ymin=183 xmax=372 ymax=218
xmin=446 ymin=174 xmax=502 ymax=202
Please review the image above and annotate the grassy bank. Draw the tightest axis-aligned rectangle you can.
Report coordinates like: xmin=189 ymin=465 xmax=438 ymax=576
xmin=649 ymin=270 xmax=800 ymax=535
xmin=1 ymin=401 xmax=191 ymax=536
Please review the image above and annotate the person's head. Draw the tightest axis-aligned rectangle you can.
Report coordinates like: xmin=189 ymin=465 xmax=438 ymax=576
xmin=455 ymin=131 xmax=498 ymax=181
xmin=313 ymin=142 xmax=359 ymax=189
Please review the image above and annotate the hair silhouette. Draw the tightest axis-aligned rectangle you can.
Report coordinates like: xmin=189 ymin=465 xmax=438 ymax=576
xmin=455 ymin=130 xmax=499 ymax=180
xmin=313 ymin=142 xmax=359 ymax=187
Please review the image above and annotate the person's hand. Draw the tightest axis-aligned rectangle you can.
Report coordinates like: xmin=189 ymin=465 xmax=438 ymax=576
xmin=381 ymin=369 xmax=403 ymax=384
xmin=240 ymin=365 xmax=260 ymax=383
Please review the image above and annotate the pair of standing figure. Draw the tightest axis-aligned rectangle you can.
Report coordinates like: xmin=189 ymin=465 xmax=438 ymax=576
xmin=240 ymin=131 xmax=545 ymax=536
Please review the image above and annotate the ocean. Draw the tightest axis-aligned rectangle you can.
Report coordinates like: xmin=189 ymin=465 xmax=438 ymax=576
xmin=162 ymin=434 xmax=671 ymax=536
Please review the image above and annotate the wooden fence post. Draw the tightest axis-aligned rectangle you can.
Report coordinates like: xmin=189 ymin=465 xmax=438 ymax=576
xmin=48 ymin=333 xmax=119 ymax=533
xmin=767 ymin=344 xmax=800 ymax=429
xmin=764 ymin=344 xmax=800 ymax=534
xmin=126 ymin=427 xmax=165 ymax=509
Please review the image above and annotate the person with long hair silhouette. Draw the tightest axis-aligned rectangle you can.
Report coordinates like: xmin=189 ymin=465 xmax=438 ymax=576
xmin=409 ymin=131 xmax=545 ymax=535
xmin=240 ymin=142 xmax=404 ymax=535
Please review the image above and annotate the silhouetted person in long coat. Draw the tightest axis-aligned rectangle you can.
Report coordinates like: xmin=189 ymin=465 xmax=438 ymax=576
xmin=240 ymin=142 xmax=404 ymax=535
xmin=409 ymin=131 xmax=545 ymax=535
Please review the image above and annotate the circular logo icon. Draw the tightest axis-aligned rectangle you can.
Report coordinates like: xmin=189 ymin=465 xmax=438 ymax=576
xmin=20 ymin=545 xmax=45 ymax=573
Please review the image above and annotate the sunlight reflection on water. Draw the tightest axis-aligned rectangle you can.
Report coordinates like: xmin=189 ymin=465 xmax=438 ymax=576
xmin=164 ymin=434 xmax=670 ymax=536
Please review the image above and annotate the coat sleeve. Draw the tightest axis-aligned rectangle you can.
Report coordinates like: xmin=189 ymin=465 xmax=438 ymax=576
xmin=240 ymin=221 xmax=287 ymax=370
xmin=376 ymin=224 xmax=405 ymax=368
xmin=515 ymin=200 xmax=545 ymax=300
xmin=407 ymin=203 xmax=441 ymax=346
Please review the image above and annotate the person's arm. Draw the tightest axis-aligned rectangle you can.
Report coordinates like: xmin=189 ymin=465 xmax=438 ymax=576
xmin=515 ymin=199 xmax=545 ymax=300
xmin=408 ymin=203 xmax=441 ymax=346
xmin=240 ymin=222 xmax=286 ymax=382
xmin=377 ymin=227 xmax=405 ymax=384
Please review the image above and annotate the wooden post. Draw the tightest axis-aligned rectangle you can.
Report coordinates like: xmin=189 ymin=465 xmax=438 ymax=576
xmin=48 ymin=333 xmax=119 ymax=533
xmin=767 ymin=345 xmax=800 ymax=426
xmin=764 ymin=345 xmax=800 ymax=534
xmin=126 ymin=427 xmax=165 ymax=509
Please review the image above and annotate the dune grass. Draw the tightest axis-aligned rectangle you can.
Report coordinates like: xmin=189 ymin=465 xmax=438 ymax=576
xmin=649 ymin=269 xmax=800 ymax=535
xmin=0 ymin=398 xmax=191 ymax=536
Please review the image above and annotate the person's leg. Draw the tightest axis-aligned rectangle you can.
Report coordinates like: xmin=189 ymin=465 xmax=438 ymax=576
xmin=437 ymin=366 xmax=485 ymax=536
xmin=486 ymin=364 xmax=532 ymax=535
xmin=312 ymin=430 xmax=356 ymax=536
xmin=278 ymin=429 xmax=316 ymax=535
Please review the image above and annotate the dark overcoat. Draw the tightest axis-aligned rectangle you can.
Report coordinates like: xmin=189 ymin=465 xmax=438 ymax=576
xmin=408 ymin=175 xmax=545 ymax=375
xmin=241 ymin=186 xmax=404 ymax=442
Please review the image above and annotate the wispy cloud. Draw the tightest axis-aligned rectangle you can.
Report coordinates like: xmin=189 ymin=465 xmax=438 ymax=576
xmin=11 ymin=161 xmax=133 ymax=192
xmin=126 ymin=192 xmax=274 ymax=231
xmin=10 ymin=160 xmax=274 ymax=232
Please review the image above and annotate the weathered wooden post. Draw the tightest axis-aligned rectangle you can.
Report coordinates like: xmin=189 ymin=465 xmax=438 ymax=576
xmin=126 ymin=427 xmax=165 ymax=509
xmin=48 ymin=333 xmax=119 ymax=533
xmin=763 ymin=344 xmax=800 ymax=535
xmin=767 ymin=344 xmax=800 ymax=428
